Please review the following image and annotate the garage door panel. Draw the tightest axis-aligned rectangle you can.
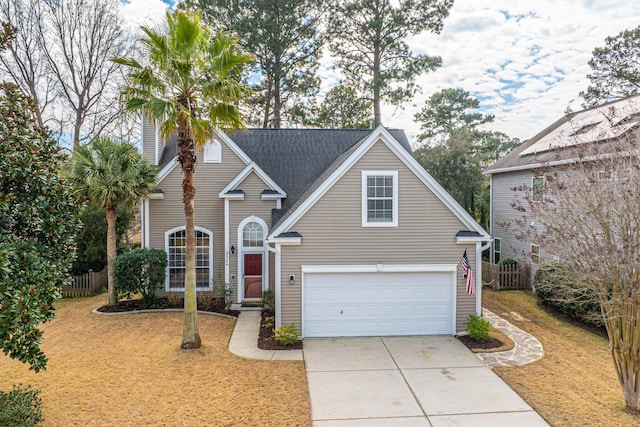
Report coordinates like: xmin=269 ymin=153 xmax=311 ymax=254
xmin=303 ymin=270 xmax=455 ymax=337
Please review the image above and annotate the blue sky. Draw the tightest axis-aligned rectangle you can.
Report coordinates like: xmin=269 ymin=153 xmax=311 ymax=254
xmin=121 ymin=0 xmax=640 ymax=143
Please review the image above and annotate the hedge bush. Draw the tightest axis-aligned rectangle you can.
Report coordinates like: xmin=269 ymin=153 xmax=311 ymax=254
xmin=497 ymin=258 xmax=518 ymax=266
xmin=114 ymin=249 xmax=167 ymax=308
xmin=0 ymin=385 xmax=43 ymax=427
xmin=534 ymin=263 xmax=604 ymax=328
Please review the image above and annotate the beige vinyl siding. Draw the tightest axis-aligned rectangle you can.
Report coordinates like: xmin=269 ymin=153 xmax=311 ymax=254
xmin=147 ymin=141 xmax=247 ymax=295
xmin=228 ymin=171 xmax=278 ymax=300
xmin=280 ymin=140 xmax=476 ymax=333
xmin=142 ymin=116 xmax=157 ymax=165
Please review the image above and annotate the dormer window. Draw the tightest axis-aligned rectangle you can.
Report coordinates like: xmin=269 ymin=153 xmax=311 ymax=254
xmin=204 ymin=139 xmax=222 ymax=163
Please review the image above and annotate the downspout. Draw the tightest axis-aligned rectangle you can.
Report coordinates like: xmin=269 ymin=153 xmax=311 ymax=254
xmin=489 ymin=174 xmax=494 ymax=262
xmin=477 ymin=241 xmax=492 ymax=316
xmin=224 ymin=198 xmax=230 ymax=286
xmin=143 ymin=199 xmax=150 ymax=249
xmin=274 ymin=244 xmax=282 ymax=329
xmin=139 ymin=200 xmax=145 ymax=248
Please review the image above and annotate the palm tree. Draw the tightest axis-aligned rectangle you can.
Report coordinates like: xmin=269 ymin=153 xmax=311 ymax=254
xmin=115 ymin=10 xmax=252 ymax=349
xmin=65 ymin=137 xmax=157 ymax=307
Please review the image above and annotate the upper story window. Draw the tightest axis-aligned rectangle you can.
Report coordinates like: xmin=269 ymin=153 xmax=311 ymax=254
xmin=203 ymin=139 xmax=222 ymax=163
xmin=362 ymin=171 xmax=398 ymax=227
xmin=597 ymin=169 xmax=613 ymax=181
xmin=532 ymin=176 xmax=544 ymax=202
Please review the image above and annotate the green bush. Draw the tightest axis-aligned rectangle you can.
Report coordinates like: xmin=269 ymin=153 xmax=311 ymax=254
xmin=273 ymin=323 xmax=300 ymax=345
xmin=0 ymin=385 xmax=43 ymax=427
xmin=264 ymin=316 xmax=275 ymax=329
xmin=262 ymin=289 xmax=275 ymax=310
xmin=466 ymin=315 xmax=492 ymax=341
xmin=534 ymin=263 xmax=603 ymax=328
xmin=114 ymin=249 xmax=167 ymax=308
xmin=497 ymin=258 xmax=518 ymax=266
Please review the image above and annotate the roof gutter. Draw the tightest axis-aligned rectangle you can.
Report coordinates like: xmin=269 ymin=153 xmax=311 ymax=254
xmin=486 ymin=146 xmax=640 ymax=176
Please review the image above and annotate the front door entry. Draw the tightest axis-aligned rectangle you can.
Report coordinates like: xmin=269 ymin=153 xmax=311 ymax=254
xmin=244 ymin=253 xmax=263 ymax=299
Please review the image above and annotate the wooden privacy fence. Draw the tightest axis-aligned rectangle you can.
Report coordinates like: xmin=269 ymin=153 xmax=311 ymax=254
xmin=63 ymin=267 xmax=108 ymax=298
xmin=482 ymin=261 xmax=531 ymax=290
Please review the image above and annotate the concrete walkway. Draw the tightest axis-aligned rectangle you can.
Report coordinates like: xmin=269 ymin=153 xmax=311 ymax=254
xmin=477 ymin=309 xmax=545 ymax=367
xmin=228 ymin=311 xmax=303 ymax=361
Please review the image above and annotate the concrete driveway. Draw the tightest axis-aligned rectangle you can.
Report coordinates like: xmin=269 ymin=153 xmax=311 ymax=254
xmin=304 ymin=336 xmax=549 ymax=426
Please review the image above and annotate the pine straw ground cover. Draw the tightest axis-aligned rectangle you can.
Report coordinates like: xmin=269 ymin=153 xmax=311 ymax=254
xmin=0 ymin=295 xmax=311 ymax=426
xmin=483 ymin=289 xmax=640 ymax=427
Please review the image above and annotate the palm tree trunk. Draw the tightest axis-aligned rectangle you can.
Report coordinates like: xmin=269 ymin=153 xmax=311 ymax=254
xmin=106 ymin=206 xmax=118 ymax=306
xmin=179 ymin=127 xmax=201 ymax=349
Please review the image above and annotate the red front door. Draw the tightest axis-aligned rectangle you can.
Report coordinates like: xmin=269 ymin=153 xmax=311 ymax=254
xmin=244 ymin=253 xmax=263 ymax=299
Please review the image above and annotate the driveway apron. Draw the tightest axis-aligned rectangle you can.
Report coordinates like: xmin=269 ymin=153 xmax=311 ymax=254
xmin=304 ymin=336 xmax=549 ymax=426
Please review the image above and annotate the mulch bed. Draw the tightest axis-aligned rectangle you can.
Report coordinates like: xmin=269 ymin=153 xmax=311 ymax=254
xmin=97 ymin=300 xmax=302 ymax=350
xmin=96 ymin=298 xmax=241 ymax=318
xmin=258 ymin=309 xmax=303 ymax=350
xmin=458 ymin=335 xmax=506 ymax=351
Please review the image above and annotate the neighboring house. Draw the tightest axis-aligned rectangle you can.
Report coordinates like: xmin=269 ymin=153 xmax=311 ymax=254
xmin=140 ymin=119 xmax=490 ymax=337
xmin=486 ymin=94 xmax=640 ymax=277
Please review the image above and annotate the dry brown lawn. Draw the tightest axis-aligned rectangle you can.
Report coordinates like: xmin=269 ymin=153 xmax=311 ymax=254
xmin=483 ymin=289 xmax=640 ymax=427
xmin=0 ymin=295 xmax=310 ymax=426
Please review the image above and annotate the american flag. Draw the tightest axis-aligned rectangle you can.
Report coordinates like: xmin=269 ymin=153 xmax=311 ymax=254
xmin=460 ymin=250 xmax=475 ymax=296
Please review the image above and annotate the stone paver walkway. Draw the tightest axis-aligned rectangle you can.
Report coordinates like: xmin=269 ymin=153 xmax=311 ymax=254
xmin=477 ymin=309 xmax=544 ymax=367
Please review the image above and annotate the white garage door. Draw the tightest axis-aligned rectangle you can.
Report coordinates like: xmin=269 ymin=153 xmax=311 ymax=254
xmin=303 ymin=270 xmax=455 ymax=337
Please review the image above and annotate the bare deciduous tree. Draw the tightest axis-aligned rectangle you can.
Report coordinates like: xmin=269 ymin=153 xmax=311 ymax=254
xmin=512 ymin=106 xmax=640 ymax=411
xmin=41 ymin=0 xmax=131 ymax=147
xmin=0 ymin=0 xmax=53 ymax=127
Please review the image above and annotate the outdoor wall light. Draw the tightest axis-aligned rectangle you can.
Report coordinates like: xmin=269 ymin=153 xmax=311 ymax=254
xmin=230 ymin=245 xmax=236 ymax=255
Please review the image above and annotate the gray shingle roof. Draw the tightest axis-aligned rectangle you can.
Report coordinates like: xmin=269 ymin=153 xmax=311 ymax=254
xmin=157 ymin=128 xmax=412 ymax=225
xmin=228 ymin=128 xmax=411 ymax=212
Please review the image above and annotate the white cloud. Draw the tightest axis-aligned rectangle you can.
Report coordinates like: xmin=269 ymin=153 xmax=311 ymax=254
xmin=120 ymin=0 xmax=170 ymax=31
xmin=382 ymin=0 xmax=640 ymax=143
xmin=120 ymin=0 xmax=640 ymax=144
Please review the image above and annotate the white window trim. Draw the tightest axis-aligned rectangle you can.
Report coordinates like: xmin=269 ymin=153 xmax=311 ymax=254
xmin=164 ymin=226 xmax=214 ymax=292
xmin=597 ymin=169 xmax=613 ymax=181
xmin=237 ymin=216 xmax=269 ymax=303
xmin=494 ymin=238 xmax=501 ymax=263
xmin=361 ymin=170 xmax=398 ymax=227
xmin=532 ymin=176 xmax=544 ymax=202
xmin=531 ymin=243 xmax=540 ymax=264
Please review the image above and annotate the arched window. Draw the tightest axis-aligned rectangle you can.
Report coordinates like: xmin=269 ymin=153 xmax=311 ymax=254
xmin=243 ymin=221 xmax=264 ymax=247
xmin=165 ymin=227 xmax=213 ymax=290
